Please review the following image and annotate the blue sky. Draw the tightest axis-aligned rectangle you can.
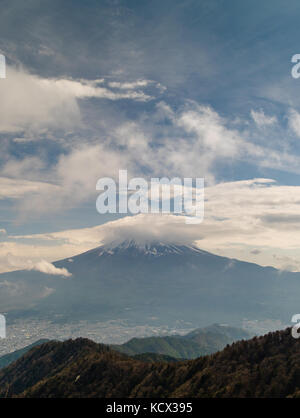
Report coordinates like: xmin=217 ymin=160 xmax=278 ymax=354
xmin=1 ymin=0 xmax=300 ymax=273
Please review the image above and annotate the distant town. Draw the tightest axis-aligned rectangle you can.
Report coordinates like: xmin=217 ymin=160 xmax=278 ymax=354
xmin=0 ymin=318 xmax=194 ymax=356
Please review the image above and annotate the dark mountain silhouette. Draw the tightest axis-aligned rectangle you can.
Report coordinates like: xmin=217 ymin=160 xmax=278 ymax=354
xmin=1 ymin=240 xmax=300 ymax=327
xmin=0 ymin=328 xmax=300 ymax=397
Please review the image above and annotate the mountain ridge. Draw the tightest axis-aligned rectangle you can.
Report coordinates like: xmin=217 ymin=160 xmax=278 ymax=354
xmin=0 ymin=340 xmax=49 ymax=370
xmin=112 ymin=323 xmax=250 ymax=358
xmin=0 ymin=327 xmax=299 ymax=397
xmin=0 ymin=324 xmax=250 ymax=369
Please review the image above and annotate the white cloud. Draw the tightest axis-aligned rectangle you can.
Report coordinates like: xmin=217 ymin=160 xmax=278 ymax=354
xmin=42 ymin=77 xmax=153 ymax=101
xmin=272 ymin=254 xmax=300 ymax=273
xmin=0 ymin=249 xmax=72 ymax=276
xmin=16 ymin=144 xmax=126 ymax=217
xmin=251 ymin=109 xmax=277 ymax=127
xmin=0 ymin=67 xmax=153 ymax=136
xmin=4 ymin=100 xmax=300 ymax=219
xmin=26 ymin=260 xmax=72 ymax=277
xmin=178 ymin=105 xmax=240 ymax=155
xmin=0 ymin=67 xmax=81 ymax=134
xmin=0 ymin=243 xmax=81 ymax=274
xmin=108 ymin=79 xmax=150 ymax=89
xmin=108 ymin=79 xmax=166 ymax=93
xmin=0 ymin=176 xmax=59 ymax=200
xmin=288 ymin=109 xmax=300 ymax=137
xmin=1 ymin=156 xmax=47 ymax=181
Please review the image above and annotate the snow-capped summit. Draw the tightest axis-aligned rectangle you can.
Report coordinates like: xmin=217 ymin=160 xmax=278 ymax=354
xmin=96 ymin=239 xmax=207 ymax=257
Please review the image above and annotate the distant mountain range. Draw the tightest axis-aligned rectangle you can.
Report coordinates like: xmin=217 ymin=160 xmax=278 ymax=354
xmin=112 ymin=323 xmax=250 ymax=358
xmin=0 ymin=324 xmax=249 ymax=369
xmin=0 ymin=328 xmax=299 ymax=397
xmin=1 ymin=239 xmax=300 ymax=327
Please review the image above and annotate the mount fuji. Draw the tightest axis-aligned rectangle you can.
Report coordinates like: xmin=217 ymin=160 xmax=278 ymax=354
xmin=1 ymin=239 xmax=300 ymax=327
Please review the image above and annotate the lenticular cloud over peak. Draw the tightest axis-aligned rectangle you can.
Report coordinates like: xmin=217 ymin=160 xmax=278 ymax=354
xmin=98 ymin=214 xmax=202 ymax=247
